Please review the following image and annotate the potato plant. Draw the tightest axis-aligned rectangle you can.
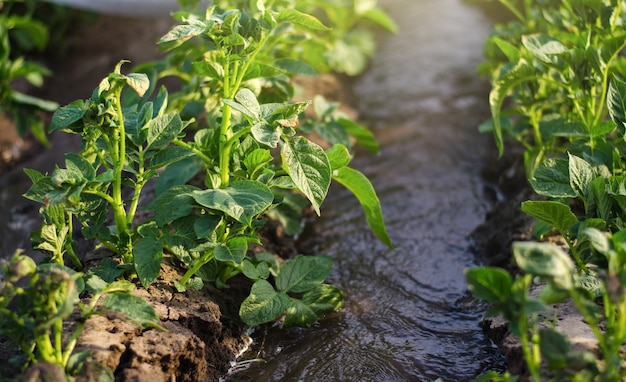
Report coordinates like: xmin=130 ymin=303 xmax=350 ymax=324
xmin=0 ymin=0 xmax=59 ymax=146
xmin=3 ymin=1 xmax=395 ymax=377
xmin=479 ymin=0 xmax=626 ymax=175
xmin=20 ymin=0 xmax=391 ymax=360
xmin=469 ymin=0 xmax=626 ymax=380
xmin=0 ymin=250 xmax=161 ymax=378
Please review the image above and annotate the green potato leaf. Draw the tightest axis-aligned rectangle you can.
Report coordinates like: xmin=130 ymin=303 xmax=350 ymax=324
xmin=275 ymin=9 xmax=331 ymax=31
xmin=521 ymin=200 xmax=578 ymax=234
xmin=144 ymin=113 xmax=186 ymax=150
xmin=489 ymin=59 xmax=536 ymax=156
xmin=513 ymin=241 xmax=575 ymax=291
xmin=50 ymin=100 xmax=88 ymax=132
xmin=281 ymin=137 xmax=331 ymax=215
xmin=214 ymin=237 xmax=249 ymax=266
xmin=608 ymin=75 xmax=626 ymax=138
xmin=102 ymin=292 xmax=163 ymax=329
xmin=145 ymin=184 xmax=200 ymax=226
xmin=276 ymin=255 xmax=333 ymax=293
xmin=133 ymin=236 xmax=163 ymax=287
xmin=465 ymin=267 xmax=512 ymax=304
xmin=239 ymin=279 xmax=289 ymax=326
xmin=191 ymin=180 xmax=274 ymax=225
xmin=283 ymin=298 xmax=318 ymax=328
xmin=332 ymin=165 xmax=392 ymax=248
xmin=522 ymin=34 xmax=567 ymax=63
xmin=149 ymin=146 xmax=195 ymax=169
xmin=301 ymin=283 xmax=344 ymax=316
xmin=529 ymin=158 xmax=576 ymax=198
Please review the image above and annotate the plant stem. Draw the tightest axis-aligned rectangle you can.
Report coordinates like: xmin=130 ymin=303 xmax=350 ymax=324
xmin=562 ymin=234 xmax=588 ymax=274
xmin=65 ymin=213 xmax=82 ymax=270
xmin=112 ymin=86 xmax=132 ymax=263
xmin=53 ymin=319 xmax=63 ymax=364
xmin=34 ymin=333 xmax=56 ymax=364
xmin=82 ymin=189 xmax=117 ymax=206
xmin=127 ymin=148 xmax=146 ymax=226
xmin=172 ymin=138 xmax=213 ymax=164
xmin=179 ymin=250 xmax=215 ymax=287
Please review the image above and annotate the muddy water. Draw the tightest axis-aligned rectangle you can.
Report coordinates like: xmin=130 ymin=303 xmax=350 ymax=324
xmin=227 ymin=0 xmax=506 ymax=381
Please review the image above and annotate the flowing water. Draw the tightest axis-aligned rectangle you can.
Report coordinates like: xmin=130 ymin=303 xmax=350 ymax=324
xmin=227 ymin=0 xmax=507 ymax=380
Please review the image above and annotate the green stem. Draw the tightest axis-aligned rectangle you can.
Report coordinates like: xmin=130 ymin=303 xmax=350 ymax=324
xmin=225 ymin=126 xmax=252 ymax=148
xmin=82 ymin=189 xmax=117 ymax=206
xmin=61 ymin=320 xmax=83 ymax=367
xmin=127 ymin=148 xmax=146 ymax=226
xmin=219 ymin=103 xmax=233 ymax=188
xmin=53 ymin=319 xmax=63 ymax=364
xmin=34 ymin=333 xmax=56 ymax=364
xmin=172 ymin=138 xmax=213 ymax=165
xmin=65 ymin=213 xmax=82 ymax=270
xmin=112 ymin=86 xmax=133 ymax=263
xmin=530 ymin=109 xmax=542 ymax=145
xmin=519 ymin=319 xmax=542 ymax=382
xmin=112 ymin=87 xmax=128 ymax=231
xmin=179 ymin=250 xmax=214 ymax=287
xmin=562 ymin=234 xmax=588 ymax=274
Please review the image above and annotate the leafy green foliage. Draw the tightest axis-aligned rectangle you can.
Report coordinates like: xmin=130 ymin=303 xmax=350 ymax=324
xmin=0 ymin=0 xmax=60 ymax=146
xmin=471 ymin=1 xmax=626 ymax=380
xmin=25 ymin=62 xmax=192 ymax=277
xmin=7 ymin=1 xmax=395 ymax=380
xmin=240 ymin=255 xmax=343 ymax=327
xmin=0 ymin=251 xmax=160 ymax=374
xmin=479 ymin=0 xmax=626 ymax=169
xmin=18 ymin=8 xmax=392 ymax=373
xmin=210 ymin=0 xmax=397 ymax=76
xmin=140 ymin=4 xmax=391 ymax=327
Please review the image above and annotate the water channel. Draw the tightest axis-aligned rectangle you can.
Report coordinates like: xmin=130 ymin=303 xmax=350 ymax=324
xmin=227 ymin=0 xmax=507 ymax=380
xmin=0 ymin=1 xmax=509 ymax=380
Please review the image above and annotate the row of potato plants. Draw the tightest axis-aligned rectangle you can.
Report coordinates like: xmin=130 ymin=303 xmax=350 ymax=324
xmin=1 ymin=0 xmax=395 ymax=379
xmin=466 ymin=0 xmax=626 ymax=381
xmin=0 ymin=0 xmax=75 ymax=146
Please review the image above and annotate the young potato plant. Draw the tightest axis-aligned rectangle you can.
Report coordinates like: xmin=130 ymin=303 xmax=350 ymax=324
xmin=0 ymin=0 xmax=59 ymax=146
xmin=136 ymin=2 xmax=387 ymax=157
xmin=0 ymin=250 xmax=161 ymax=377
xmin=138 ymin=4 xmax=392 ymax=327
xmin=468 ymin=232 xmax=626 ymax=381
xmin=24 ymin=4 xmax=391 ymax=330
xmin=479 ymin=0 xmax=626 ymax=176
xmin=25 ymin=61 xmax=192 ymax=286
xmin=471 ymin=1 xmax=626 ymax=379
xmin=210 ymin=0 xmax=398 ymax=76
xmin=471 ymin=76 xmax=626 ymax=373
